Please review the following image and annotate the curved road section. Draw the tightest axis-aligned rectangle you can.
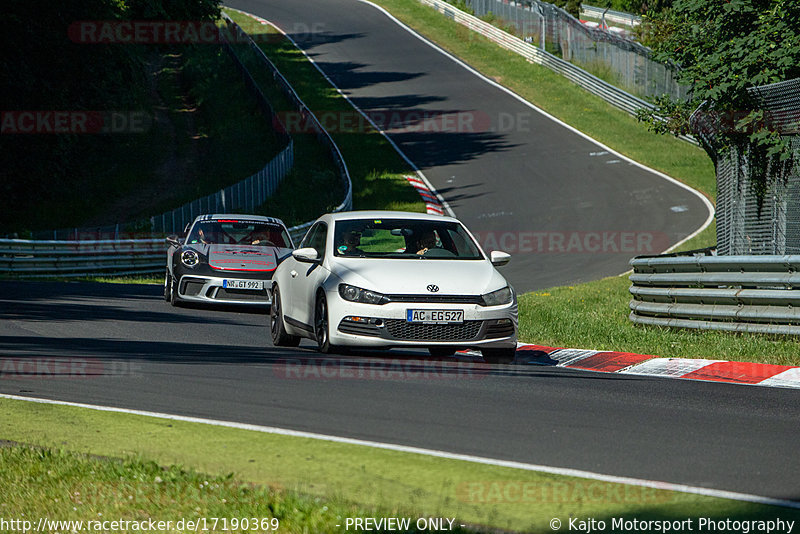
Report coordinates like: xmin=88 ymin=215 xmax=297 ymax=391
xmin=228 ymin=0 xmax=710 ymax=292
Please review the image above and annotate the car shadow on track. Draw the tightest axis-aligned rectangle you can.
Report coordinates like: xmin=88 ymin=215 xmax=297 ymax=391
xmin=0 ymin=334 xmax=632 ymax=383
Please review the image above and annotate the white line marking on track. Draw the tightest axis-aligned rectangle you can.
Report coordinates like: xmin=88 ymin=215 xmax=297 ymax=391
xmin=2 ymin=393 xmax=797 ymax=509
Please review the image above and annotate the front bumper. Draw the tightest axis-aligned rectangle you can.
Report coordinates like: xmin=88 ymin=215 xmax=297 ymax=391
xmin=176 ymin=274 xmax=272 ymax=305
xmin=326 ymin=291 xmax=518 ymax=348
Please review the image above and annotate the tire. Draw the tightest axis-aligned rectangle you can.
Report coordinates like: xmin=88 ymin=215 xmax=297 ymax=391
xmin=428 ymin=347 xmax=457 ymax=357
xmin=314 ymin=293 xmax=340 ymax=354
xmin=169 ymin=274 xmax=180 ymax=307
xmin=270 ymin=287 xmax=300 ymax=347
xmin=163 ymin=270 xmax=172 ymax=302
xmin=481 ymin=347 xmax=516 ymax=364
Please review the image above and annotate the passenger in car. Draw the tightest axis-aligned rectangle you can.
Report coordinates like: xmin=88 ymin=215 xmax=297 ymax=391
xmin=338 ymin=231 xmax=364 ymax=255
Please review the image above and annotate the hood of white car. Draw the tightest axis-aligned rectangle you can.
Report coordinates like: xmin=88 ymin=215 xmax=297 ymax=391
xmin=331 ymin=258 xmax=508 ymax=295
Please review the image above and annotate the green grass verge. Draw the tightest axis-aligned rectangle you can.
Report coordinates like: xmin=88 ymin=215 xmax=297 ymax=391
xmin=226 ymin=10 xmax=426 ymax=224
xmin=3 ymin=398 xmax=798 ymax=533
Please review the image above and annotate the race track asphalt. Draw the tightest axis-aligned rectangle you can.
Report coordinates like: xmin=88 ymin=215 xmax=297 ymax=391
xmin=226 ymin=0 xmax=710 ymax=293
xmin=1 ymin=281 xmax=798 ymax=503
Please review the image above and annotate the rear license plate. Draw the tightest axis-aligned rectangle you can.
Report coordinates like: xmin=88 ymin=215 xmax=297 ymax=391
xmin=223 ymin=279 xmax=264 ymax=290
xmin=406 ymin=309 xmax=464 ymax=324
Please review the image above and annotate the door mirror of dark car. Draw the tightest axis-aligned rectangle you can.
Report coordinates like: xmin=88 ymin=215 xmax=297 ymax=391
xmin=490 ymin=250 xmax=511 ymax=267
xmin=166 ymin=235 xmax=180 ymax=248
xmin=292 ymin=247 xmax=320 ymax=263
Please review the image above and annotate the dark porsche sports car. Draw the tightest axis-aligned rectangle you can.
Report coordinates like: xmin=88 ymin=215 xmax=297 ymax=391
xmin=164 ymin=214 xmax=295 ymax=306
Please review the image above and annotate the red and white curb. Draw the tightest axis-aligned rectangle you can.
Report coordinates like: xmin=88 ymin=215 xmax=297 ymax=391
xmin=405 ymin=175 xmax=445 ymax=215
xmin=459 ymin=344 xmax=800 ymax=390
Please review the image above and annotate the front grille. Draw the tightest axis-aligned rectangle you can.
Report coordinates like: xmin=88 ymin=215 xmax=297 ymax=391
xmin=214 ymin=288 xmax=269 ymax=302
xmin=384 ymin=319 xmax=482 ymax=341
xmin=385 ymin=294 xmax=483 ymax=304
xmin=485 ymin=322 xmax=515 ymax=339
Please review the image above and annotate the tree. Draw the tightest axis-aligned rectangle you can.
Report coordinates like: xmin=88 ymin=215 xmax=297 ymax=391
xmin=637 ymin=0 xmax=800 ymax=176
xmin=551 ymin=0 xmax=581 ymax=19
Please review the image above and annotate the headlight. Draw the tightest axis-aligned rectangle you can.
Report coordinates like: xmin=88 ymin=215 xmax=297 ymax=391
xmin=480 ymin=286 xmax=513 ymax=306
xmin=181 ymin=250 xmax=199 ymax=267
xmin=338 ymin=284 xmax=390 ymax=305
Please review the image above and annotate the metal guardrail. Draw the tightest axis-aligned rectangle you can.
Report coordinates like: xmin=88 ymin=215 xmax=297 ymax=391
xmin=629 ymin=250 xmax=800 ymax=335
xmin=422 ymin=0 xmax=653 ymax=116
xmin=150 ymin=143 xmax=295 ymax=236
xmin=0 ymin=239 xmax=165 ymax=278
xmin=0 ymin=223 xmax=312 ymax=279
xmin=580 ymin=4 xmax=641 ymax=27
xmin=423 ymin=0 xmax=697 ymax=143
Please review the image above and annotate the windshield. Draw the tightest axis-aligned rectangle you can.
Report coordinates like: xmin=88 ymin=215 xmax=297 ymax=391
xmin=186 ymin=220 xmax=291 ymax=248
xmin=333 ymin=218 xmax=483 ymax=259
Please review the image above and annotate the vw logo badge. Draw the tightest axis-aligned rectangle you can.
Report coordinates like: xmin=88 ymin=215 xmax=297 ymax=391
xmin=426 ymin=284 xmax=439 ymax=293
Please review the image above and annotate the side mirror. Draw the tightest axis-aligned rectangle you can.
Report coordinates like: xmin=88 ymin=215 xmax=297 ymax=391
xmin=490 ymin=250 xmax=511 ymax=267
xmin=166 ymin=235 xmax=180 ymax=248
xmin=292 ymin=247 xmax=320 ymax=263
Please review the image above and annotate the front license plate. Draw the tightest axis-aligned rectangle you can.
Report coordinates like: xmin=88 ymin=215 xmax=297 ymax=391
xmin=223 ymin=279 xmax=264 ymax=290
xmin=406 ymin=309 xmax=464 ymax=324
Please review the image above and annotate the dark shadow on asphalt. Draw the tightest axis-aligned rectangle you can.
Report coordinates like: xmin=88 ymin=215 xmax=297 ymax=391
xmin=388 ymin=130 xmax=517 ymax=168
xmin=349 ymin=94 xmax=448 ymax=110
xmin=310 ymin=60 xmax=425 ymax=90
xmin=0 ymin=333 xmax=638 ymax=383
xmin=285 ymin=30 xmax=368 ymax=49
xmin=0 ymin=282 xmax=626 ymax=382
xmin=250 ymin=28 xmax=522 ymax=169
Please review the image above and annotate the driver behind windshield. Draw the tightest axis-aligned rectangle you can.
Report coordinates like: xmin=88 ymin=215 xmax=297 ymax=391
xmin=189 ymin=223 xmax=222 ymax=244
xmin=414 ymin=229 xmax=438 ymax=255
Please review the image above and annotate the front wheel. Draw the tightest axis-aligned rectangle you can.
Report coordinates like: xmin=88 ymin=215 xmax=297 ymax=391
xmin=315 ymin=293 xmax=343 ymax=354
xmin=271 ymin=287 xmax=300 ymax=347
xmin=481 ymin=347 xmax=516 ymax=364
xmin=315 ymin=294 xmax=332 ymax=353
xmin=163 ymin=270 xmax=172 ymax=302
xmin=169 ymin=274 xmax=180 ymax=307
